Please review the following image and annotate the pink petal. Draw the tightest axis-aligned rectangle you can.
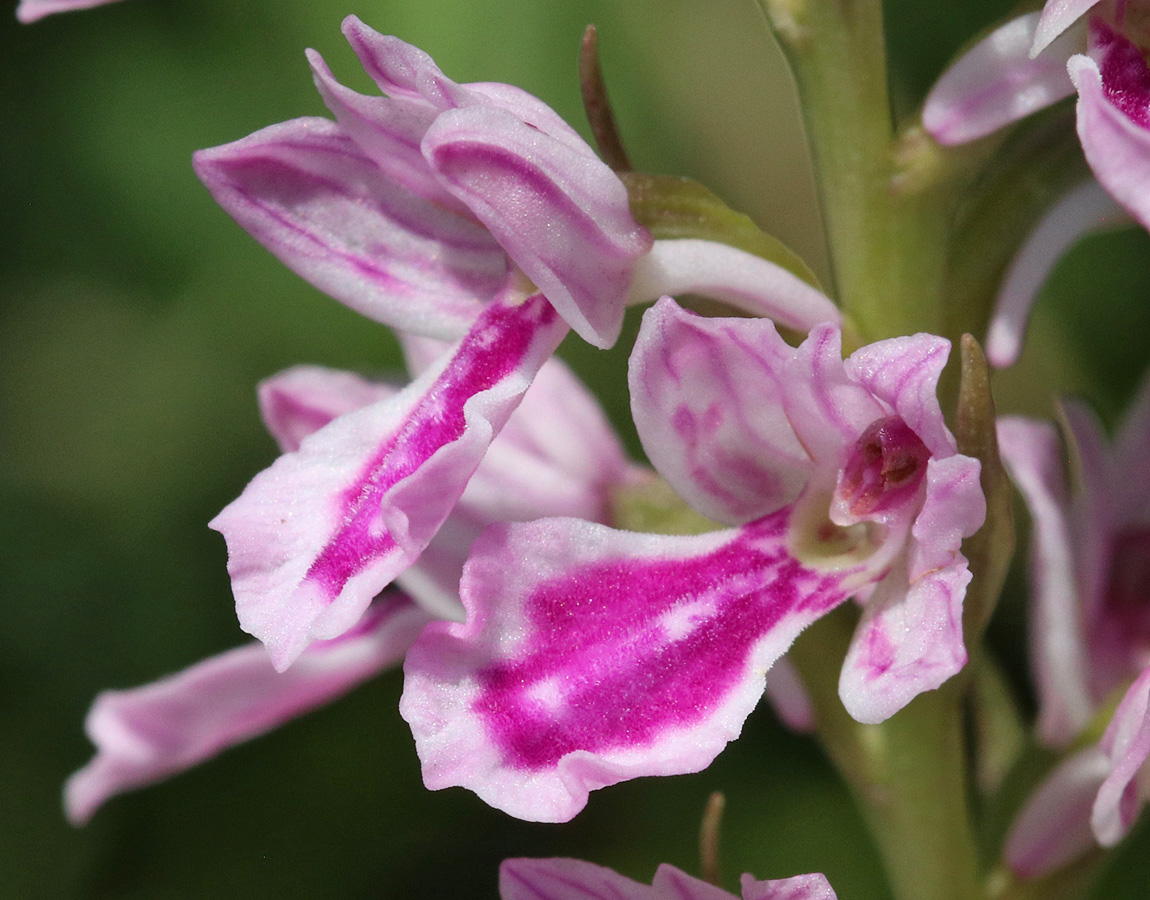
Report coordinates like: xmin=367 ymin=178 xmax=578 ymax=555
xmin=1033 ymin=0 xmax=1099 ymax=56
xmin=64 ymin=593 xmax=430 ymax=825
xmin=652 ymin=866 xmax=741 ymax=900
xmin=15 ymin=0 xmax=124 ymax=22
xmin=844 ymin=333 xmax=955 ymax=459
xmin=840 ymin=455 xmax=984 ymax=723
xmin=740 ymin=873 xmax=838 ymax=900
xmin=922 ymin=12 xmax=1076 ymax=146
xmin=1113 ymin=369 xmax=1150 ymax=521
xmin=212 ymin=293 xmax=567 ymax=671
xmin=401 ymin=510 xmax=860 ymax=822
xmin=987 ymin=179 xmax=1131 ymax=368
xmin=192 ymin=117 xmax=508 ymax=340
xmin=1003 ymin=744 xmax=1111 ymax=877
xmin=423 ymin=105 xmax=652 ymax=349
xmin=996 ymin=417 xmax=1092 ymax=745
xmin=763 ymin=657 xmax=816 ymax=733
xmin=258 ymin=366 xmax=397 ymax=453
xmin=628 ymin=240 xmax=841 ymax=332
xmin=1094 ymin=664 xmax=1150 ymax=845
xmin=340 ymin=16 xmax=470 ymax=109
xmin=1071 ymin=51 xmax=1150 ymax=231
xmin=629 ymin=298 xmax=811 ymax=525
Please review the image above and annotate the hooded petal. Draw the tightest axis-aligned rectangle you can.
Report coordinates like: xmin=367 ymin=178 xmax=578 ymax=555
xmin=1070 ymin=48 xmax=1150 ymax=231
xmin=340 ymin=16 xmax=470 ymax=108
xmin=258 ymin=366 xmax=398 ymax=453
xmin=987 ymin=179 xmax=1130 ymax=368
xmin=839 ymin=454 xmax=983 ymax=723
xmin=401 ymin=509 xmax=861 ymax=822
xmin=64 ymin=593 xmax=430 ymax=825
xmin=212 ymin=292 xmax=567 ymax=671
xmin=628 ymin=239 xmax=841 ymax=332
xmin=15 ymin=0 xmax=124 ymax=21
xmin=923 ymin=12 xmax=1076 ymax=146
xmin=423 ymin=104 xmax=652 ymax=349
xmin=193 ymin=117 xmax=508 ymax=340
xmin=629 ymin=298 xmax=811 ymax=525
xmin=1003 ymin=743 xmax=1111 ymax=877
xmin=997 ymin=416 xmax=1092 ymax=745
xmin=1094 ymin=664 xmax=1150 ymax=845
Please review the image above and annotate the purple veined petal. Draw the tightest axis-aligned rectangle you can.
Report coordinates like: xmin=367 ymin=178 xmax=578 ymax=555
xmin=845 ymin=333 xmax=955 ymax=459
xmin=15 ymin=0 xmax=124 ymax=21
xmin=987 ymin=179 xmax=1131 ymax=368
xmin=1003 ymin=743 xmax=1111 ymax=877
xmin=466 ymin=82 xmax=598 ymax=159
xmin=1094 ymin=665 xmax=1150 ymax=845
xmin=64 ymin=593 xmax=430 ymax=826
xmin=763 ymin=656 xmax=816 ymax=733
xmin=629 ymin=298 xmax=811 ymax=525
xmin=340 ymin=16 xmax=471 ymax=109
xmin=499 ymin=858 xmax=672 ymax=900
xmin=193 ymin=117 xmax=508 ymax=341
xmin=307 ymin=50 xmax=468 ymax=213
xmin=1070 ymin=49 xmax=1150 ymax=231
xmin=401 ymin=509 xmax=863 ymax=822
xmin=652 ymin=865 xmax=741 ymax=900
xmin=1033 ymin=0 xmax=1100 ymax=56
xmin=997 ymin=417 xmax=1093 ymax=745
xmin=783 ymin=324 xmax=887 ymax=464
xmin=628 ymin=240 xmax=842 ymax=332
xmin=740 ymin=872 xmax=838 ymax=900
xmin=258 ymin=366 xmax=398 ymax=453
xmin=212 ymin=293 xmax=568 ymax=671
xmin=922 ymin=12 xmax=1077 ymax=146
xmin=423 ymin=104 xmax=653 ymax=349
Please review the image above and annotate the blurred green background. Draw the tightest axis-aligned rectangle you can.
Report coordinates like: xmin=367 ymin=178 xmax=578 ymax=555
xmin=4 ymin=0 xmax=1150 ymax=896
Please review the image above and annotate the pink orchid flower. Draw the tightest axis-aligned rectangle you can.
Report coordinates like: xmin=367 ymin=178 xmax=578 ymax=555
xmin=401 ymin=299 xmax=984 ymax=823
xmin=15 ymin=0 xmax=123 ymax=23
xmin=998 ymin=371 xmax=1150 ymax=875
xmin=198 ymin=18 xmax=840 ymax=670
xmin=64 ymin=353 xmax=637 ymax=824
xmin=499 ymin=857 xmax=837 ymax=900
xmin=923 ymin=2 xmax=1147 ymax=367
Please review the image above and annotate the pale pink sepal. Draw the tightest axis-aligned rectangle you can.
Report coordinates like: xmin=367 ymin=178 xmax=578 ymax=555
xmin=1094 ymin=665 xmax=1150 ymax=845
xmin=423 ymin=105 xmax=652 ymax=349
xmin=401 ymin=510 xmax=856 ymax=822
xmin=629 ymin=299 xmax=811 ymax=525
xmin=1004 ymin=744 xmax=1111 ymax=877
xmin=1071 ymin=52 xmax=1150 ymax=232
xmin=997 ymin=416 xmax=1092 ymax=745
xmin=987 ymin=179 xmax=1131 ymax=368
xmin=628 ymin=240 xmax=841 ymax=332
xmin=740 ymin=872 xmax=838 ymax=900
xmin=64 ymin=593 xmax=430 ymax=825
xmin=764 ymin=657 xmax=816 ymax=733
xmin=212 ymin=293 xmax=567 ymax=671
xmin=15 ymin=0 xmax=124 ymax=22
xmin=840 ymin=457 xmax=983 ymax=724
xmin=192 ymin=118 xmax=507 ymax=341
xmin=923 ymin=12 xmax=1076 ymax=146
xmin=1032 ymin=0 xmax=1100 ymax=56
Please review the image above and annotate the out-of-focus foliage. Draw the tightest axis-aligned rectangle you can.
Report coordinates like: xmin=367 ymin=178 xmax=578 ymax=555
xmin=2 ymin=0 xmax=1149 ymax=897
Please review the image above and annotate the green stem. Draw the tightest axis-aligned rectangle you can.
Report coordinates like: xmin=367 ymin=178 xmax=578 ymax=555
xmin=790 ymin=609 xmax=984 ymax=900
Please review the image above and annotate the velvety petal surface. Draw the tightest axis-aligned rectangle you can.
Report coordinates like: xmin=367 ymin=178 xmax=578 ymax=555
xmin=401 ymin=510 xmax=860 ymax=822
xmin=627 ymin=239 xmax=841 ymax=331
xmin=1094 ymin=664 xmax=1150 ymax=845
xmin=258 ymin=366 xmax=397 ymax=453
xmin=1033 ymin=0 xmax=1099 ymax=55
xmin=629 ymin=299 xmax=811 ymax=525
xmin=923 ymin=12 xmax=1076 ymax=145
xmin=987 ymin=179 xmax=1130 ymax=368
xmin=16 ymin=0 xmax=124 ymax=21
xmin=997 ymin=416 xmax=1092 ymax=745
xmin=193 ymin=117 xmax=508 ymax=339
xmin=499 ymin=857 xmax=657 ymax=900
xmin=423 ymin=105 xmax=652 ymax=348
xmin=740 ymin=873 xmax=838 ymax=900
xmin=1004 ymin=744 xmax=1111 ymax=877
xmin=64 ymin=593 xmax=430 ymax=825
xmin=212 ymin=293 xmax=567 ymax=670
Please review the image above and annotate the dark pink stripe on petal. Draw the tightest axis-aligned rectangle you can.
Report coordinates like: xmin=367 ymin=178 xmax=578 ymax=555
xmin=402 ymin=509 xmax=860 ymax=821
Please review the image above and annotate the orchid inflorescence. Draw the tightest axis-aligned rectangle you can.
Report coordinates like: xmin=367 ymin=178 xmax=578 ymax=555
xmin=23 ymin=0 xmax=1150 ymax=897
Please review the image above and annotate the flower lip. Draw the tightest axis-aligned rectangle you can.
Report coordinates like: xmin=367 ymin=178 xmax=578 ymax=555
xmin=836 ymin=416 xmax=932 ymax=520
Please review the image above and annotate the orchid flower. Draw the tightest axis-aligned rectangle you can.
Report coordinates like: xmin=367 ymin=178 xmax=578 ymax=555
xmin=198 ymin=17 xmax=841 ymax=670
xmin=64 ymin=352 xmax=637 ymax=823
xmin=15 ymin=0 xmax=123 ymax=23
xmin=498 ymin=857 xmax=837 ymax=900
xmin=997 ymin=370 xmax=1150 ymax=874
xmin=401 ymin=298 xmax=985 ymax=823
